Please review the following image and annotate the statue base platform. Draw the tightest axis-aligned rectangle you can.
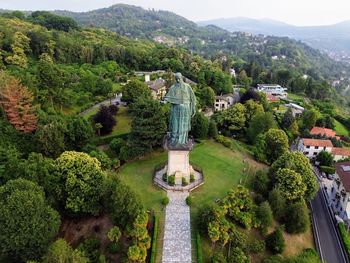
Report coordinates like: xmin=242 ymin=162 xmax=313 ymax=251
xmin=167 ymin=150 xmax=191 ymax=177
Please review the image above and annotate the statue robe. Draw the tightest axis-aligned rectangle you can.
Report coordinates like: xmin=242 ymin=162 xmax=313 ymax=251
xmin=165 ymin=81 xmax=196 ymax=146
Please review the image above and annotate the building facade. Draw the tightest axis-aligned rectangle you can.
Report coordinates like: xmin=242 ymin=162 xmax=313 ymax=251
xmin=297 ymin=138 xmax=333 ymax=159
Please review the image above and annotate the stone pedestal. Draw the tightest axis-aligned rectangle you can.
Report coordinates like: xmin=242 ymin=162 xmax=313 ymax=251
xmin=167 ymin=150 xmax=191 ymax=177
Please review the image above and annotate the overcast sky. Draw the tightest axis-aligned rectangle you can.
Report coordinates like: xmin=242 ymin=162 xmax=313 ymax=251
xmin=1 ymin=0 xmax=350 ymax=26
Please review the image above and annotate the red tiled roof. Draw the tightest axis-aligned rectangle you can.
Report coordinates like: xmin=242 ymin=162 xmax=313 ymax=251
xmin=332 ymin=147 xmax=350 ymax=156
xmin=335 ymin=161 xmax=350 ymax=192
xmin=302 ymin=138 xmax=333 ymax=147
xmin=310 ymin=127 xmax=337 ymax=138
xmin=266 ymin=94 xmax=280 ymax=102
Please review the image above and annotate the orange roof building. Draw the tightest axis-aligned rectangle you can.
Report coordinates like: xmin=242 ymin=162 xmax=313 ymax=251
xmin=310 ymin=127 xmax=338 ymax=139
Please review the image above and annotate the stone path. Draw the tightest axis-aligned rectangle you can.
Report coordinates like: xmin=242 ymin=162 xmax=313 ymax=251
xmin=162 ymin=191 xmax=192 ymax=263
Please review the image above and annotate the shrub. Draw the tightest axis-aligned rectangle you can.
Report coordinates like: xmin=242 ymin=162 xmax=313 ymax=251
xmin=109 ymin=104 xmax=119 ymax=115
xmin=266 ymin=227 xmax=285 ymax=254
xmin=107 ymin=242 xmax=122 ymax=254
xmin=339 ymin=222 xmax=350 ymax=258
xmin=211 ymin=252 xmax=227 ymax=263
xmin=320 ymin=166 xmax=336 ymax=175
xmin=208 ymin=120 xmax=218 ymax=138
xmin=108 ymin=226 xmax=121 ymax=243
xmin=168 ymin=175 xmax=175 ymax=186
xmin=228 ymin=247 xmax=250 ymax=263
xmin=162 ymin=173 xmax=167 ymax=182
xmin=285 ymin=201 xmax=310 ymax=234
xmin=89 ymin=150 xmax=112 ymax=170
xmin=268 ymin=188 xmax=286 ymax=221
xmin=256 ymin=201 xmax=273 ymax=233
xmin=112 ymin=159 xmax=121 ymax=170
xmin=162 ymin=197 xmax=169 ymax=206
xmin=190 ymin=173 xmax=195 ymax=183
xmin=247 ymin=239 xmax=265 ymax=254
xmin=253 ymin=170 xmax=270 ymax=196
xmin=186 ymin=196 xmax=193 ymax=206
xmin=77 ymin=239 xmax=101 ymax=262
xmin=109 ymin=138 xmax=124 ymax=155
xmin=216 ymin=135 xmax=232 ymax=148
xmin=182 ymin=177 xmax=188 ymax=186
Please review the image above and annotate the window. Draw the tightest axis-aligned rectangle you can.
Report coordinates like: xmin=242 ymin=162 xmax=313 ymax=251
xmin=306 ymin=146 xmax=310 ymax=149
xmin=315 ymin=146 xmax=319 ymax=149
xmin=324 ymin=147 xmax=326 ymax=150
xmin=304 ymin=152 xmax=309 ymax=155
xmin=313 ymin=152 xmax=318 ymax=156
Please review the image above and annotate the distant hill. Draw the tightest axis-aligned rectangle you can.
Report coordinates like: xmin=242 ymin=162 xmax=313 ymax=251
xmin=198 ymin=17 xmax=350 ymax=54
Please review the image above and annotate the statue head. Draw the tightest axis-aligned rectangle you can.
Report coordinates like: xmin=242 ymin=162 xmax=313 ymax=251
xmin=175 ymin=72 xmax=183 ymax=83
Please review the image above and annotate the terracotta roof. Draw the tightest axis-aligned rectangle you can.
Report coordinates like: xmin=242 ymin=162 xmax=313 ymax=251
xmin=335 ymin=161 xmax=350 ymax=192
xmin=332 ymin=147 xmax=350 ymax=156
xmin=310 ymin=127 xmax=337 ymax=138
xmin=302 ymin=138 xmax=333 ymax=147
xmin=266 ymin=94 xmax=280 ymax=102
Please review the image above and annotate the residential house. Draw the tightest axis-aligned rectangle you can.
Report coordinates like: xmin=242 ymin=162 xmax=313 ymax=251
xmin=329 ymin=161 xmax=350 ymax=220
xmin=266 ymin=94 xmax=280 ymax=103
xmin=297 ymin=138 xmax=333 ymax=159
xmin=146 ymin=78 xmax=167 ymax=100
xmin=310 ymin=126 xmax=340 ymax=140
xmin=256 ymin=84 xmax=288 ymax=99
xmin=214 ymin=93 xmax=240 ymax=111
xmin=332 ymin=148 xmax=350 ymax=161
xmin=285 ymin=103 xmax=305 ymax=117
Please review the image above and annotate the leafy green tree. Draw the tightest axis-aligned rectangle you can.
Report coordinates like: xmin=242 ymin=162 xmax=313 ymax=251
xmin=268 ymin=188 xmax=286 ymax=221
xmin=302 ymin=109 xmax=319 ymax=131
xmin=252 ymin=170 xmax=270 ymax=196
xmin=253 ymin=133 xmax=267 ymax=162
xmin=121 ymin=79 xmax=151 ymax=104
xmin=208 ymin=120 xmax=219 ymax=138
xmin=271 ymin=151 xmax=318 ymax=201
xmin=211 ymin=252 xmax=227 ymax=263
xmin=5 ymin=32 xmax=30 ymax=68
xmin=89 ymin=150 xmax=112 ymax=170
xmin=275 ymin=168 xmax=306 ymax=201
xmin=266 ymin=227 xmax=285 ymax=254
xmin=108 ymin=226 xmax=121 ymax=243
xmin=127 ymin=98 xmax=166 ymax=158
xmin=247 ymin=112 xmax=277 ymax=143
xmin=316 ymin=151 xmax=334 ymax=167
xmin=109 ymin=138 xmax=125 ymax=155
xmin=244 ymin=99 xmax=264 ymax=124
xmin=228 ymin=247 xmax=250 ymax=263
xmin=281 ymin=108 xmax=295 ymax=129
xmin=256 ymin=201 xmax=273 ymax=232
xmin=285 ymin=201 xmax=310 ymax=234
xmin=127 ymin=245 xmax=147 ymax=262
xmin=65 ymin=117 xmax=93 ymax=150
xmin=217 ymin=103 xmax=246 ymax=134
xmin=191 ymin=111 xmax=209 ymax=138
xmin=197 ymin=86 xmax=215 ymax=108
xmin=0 ymin=179 xmax=60 ymax=262
xmin=55 ymin=151 xmax=104 ymax=215
xmin=43 ymin=239 xmax=89 ymax=263
xmin=237 ymin=70 xmax=252 ymax=87
xmin=265 ymin=129 xmax=289 ymax=164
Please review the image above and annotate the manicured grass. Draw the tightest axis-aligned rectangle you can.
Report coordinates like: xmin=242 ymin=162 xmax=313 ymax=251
xmin=190 ymin=140 xmax=246 ymax=213
xmin=104 ymin=106 xmax=131 ymax=137
xmin=288 ymin=93 xmax=305 ymax=102
xmin=334 ymin=119 xmax=349 ymax=136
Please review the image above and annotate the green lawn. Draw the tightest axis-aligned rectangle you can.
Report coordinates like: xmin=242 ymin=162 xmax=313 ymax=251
xmin=334 ymin=119 xmax=349 ymax=136
xmin=287 ymin=93 xmax=305 ymax=102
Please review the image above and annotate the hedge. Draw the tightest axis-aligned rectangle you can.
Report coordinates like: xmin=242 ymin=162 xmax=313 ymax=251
xmin=196 ymin=232 xmax=203 ymax=263
xmin=150 ymin=215 xmax=159 ymax=263
xmin=320 ymin=166 xmax=335 ymax=175
xmin=338 ymin=222 xmax=350 ymax=258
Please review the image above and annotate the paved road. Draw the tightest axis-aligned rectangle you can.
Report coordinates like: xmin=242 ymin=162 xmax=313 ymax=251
xmin=311 ymin=189 xmax=348 ymax=263
xmin=78 ymin=94 xmax=123 ymax=117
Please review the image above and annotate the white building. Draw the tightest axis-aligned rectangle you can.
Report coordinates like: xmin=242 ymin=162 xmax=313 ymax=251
xmin=146 ymin=78 xmax=167 ymax=100
xmin=332 ymin=148 xmax=350 ymax=162
xmin=330 ymin=161 xmax=350 ymax=220
xmin=256 ymin=84 xmax=288 ymax=99
xmin=297 ymin=138 xmax=333 ymax=159
xmin=214 ymin=93 xmax=240 ymax=112
xmin=285 ymin=103 xmax=305 ymax=117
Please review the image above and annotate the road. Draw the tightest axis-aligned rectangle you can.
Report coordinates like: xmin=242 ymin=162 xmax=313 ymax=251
xmin=78 ymin=94 xmax=123 ymax=117
xmin=311 ymin=188 xmax=348 ymax=263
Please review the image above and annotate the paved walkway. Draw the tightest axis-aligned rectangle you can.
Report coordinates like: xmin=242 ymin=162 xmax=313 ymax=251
xmin=162 ymin=191 xmax=192 ymax=263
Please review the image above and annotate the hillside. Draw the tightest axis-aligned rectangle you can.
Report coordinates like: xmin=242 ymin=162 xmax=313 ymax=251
xmin=52 ymin=4 xmax=349 ymax=83
xmin=198 ymin=17 xmax=350 ymax=56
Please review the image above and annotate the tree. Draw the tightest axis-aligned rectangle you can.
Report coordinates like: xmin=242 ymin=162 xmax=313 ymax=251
xmin=211 ymin=252 xmax=227 ymax=263
xmin=55 ymin=151 xmax=104 ymax=215
xmin=268 ymin=188 xmax=286 ymax=221
xmin=240 ymin=89 xmax=260 ymax=103
xmin=266 ymin=227 xmax=285 ymax=254
xmin=281 ymin=108 xmax=294 ymax=129
xmin=93 ymin=105 xmax=116 ymax=135
xmin=253 ymin=133 xmax=267 ymax=162
xmin=43 ymin=239 xmax=89 ymax=263
xmin=208 ymin=120 xmax=218 ymax=138
xmin=285 ymin=201 xmax=310 ymax=234
xmin=5 ymin=32 xmax=30 ymax=68
xmin=256 ymin=201 xmax=273 ymax=231
xmin=217 ymin=103 xmax=246 ymax=134
xmin=127 ymin=98 xmax=166 ymax=158
xmin=302 ymin=109 xmax=319 ymax=131
xmin=191 ymin=111 xmax=209 ymax=138
xmin=121 ymin=79 xmax=151 ymax=104
xmin=127 ymin=245 xmax=147 ymax=262
xmin=247 ymin=113 xmax=277 ymax=143
xmin=108 ymin=226 xmax=121 ymax=243
xmin=237 ymin=70 xmax=252 ymax=87
xmin=65 ymin=116 xmax=93 ymax=150
xmin=0 ymin=73 xmax=37 ymax=133
xmin=89 ymin=150 xmax=112 ymax=170
xmin=244 ymin=99 xmax=264 ymax=124
xmin=275 ymin=168 xmax=306 ymax=201
xmin=271 ymin=151 xmax=318 ymax=201
xmin=252 ymin=170 xmax=270 ymax=196
xmin=109 ymin=138 xmax=124 ymax=155
xmin=265 ymin=129 xmax=289 ymax=164
xmin=316 ymin=151 xmax=333 ymax=167
xmin=197 ymin=86 xmax=215 ymax=108
xmin=228 ymin=247 xmax=250 ymax=263
xmin=0 ymin=179 xmax=60 ymax=262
